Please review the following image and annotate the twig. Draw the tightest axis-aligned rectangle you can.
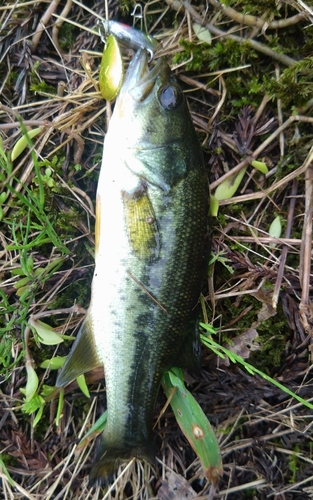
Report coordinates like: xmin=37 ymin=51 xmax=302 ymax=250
xmin=178 ymin=74 xmax=220 ymax=96
xmin=51 ymin=0 xmax=73 ymax=54
xmin=71 ymin=0 xmax=104 ymax=21
xmin=216 ymin=479 xmax=267 ymax=497
xmin=210 ymin=115 xmax=313 ymax=191
xmin=272 ymin=180 xmax=298 ymax=309
xmin=0 ymin=120 xmax=48 ymax=130
xmin=208 ymin=75 xmax=226 ymax=126
xmin=0 ymin=0 xmax=41 ymax=10
xmin=61 ymin=128 xmax=85 ymax=164
xmin=296 ymin=0 xmax=313 ymax=18
xmin=299 ymin=153 xmax=313 ymax=334
xmin=275 ymin=66 xmax=285 ymax=157
xmin=29 ymin=305 xmax=87 ymax=321
xmin=208 ymin=0 xmax=306 ymax=30
xmin=167 ymin=1 xmax=298 ymax=67
xmin=232 ymin=236 xmax=301 ymax=246
xmin=32 ymin=0 xmax=62 ymax=51
xmin=251 ymin=94 xmax=270 ymax=127
xmin=217 ymin=157 xmax=307 ymax=205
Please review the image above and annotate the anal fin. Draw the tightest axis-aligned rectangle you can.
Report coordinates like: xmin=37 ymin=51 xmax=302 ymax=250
xmin=56 ymin=312 xmax=101 ymax=386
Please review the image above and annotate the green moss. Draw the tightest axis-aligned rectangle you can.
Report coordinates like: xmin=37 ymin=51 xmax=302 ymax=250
xmin=288 ymin=445 xmax=300 ymax=483
xmin=242 ymin=491 xmax=257 ymax=499
xmin=119 ymin=0 xmax=134 ymax=15
xmin=30 ymin=81 xmax=56 ymax=94
xmin=0 ymin=453 xmax=17 ymax=468
xmin=263 ymin=57 xmax=313 ymax=109
xmin=29 ymin=61 xmax=56 ymax=94
xmin=174 ymin=39 xmax=259 ymax=73
xmin=58 ymin=23 xmax=76 ymax=50
xmin=48 ymin=273 xmax=93 ymax=311
xmin=251 ymin=306 xmax=291 ymax=371
xmin=216 ymin=293 xmax=291 ymax=373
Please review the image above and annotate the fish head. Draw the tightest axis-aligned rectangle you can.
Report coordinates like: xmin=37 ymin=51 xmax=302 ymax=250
xmin=112 ymin=49 xmax=192 ymax=150
xmin=109 ymin=49 xmax=200 ymax=191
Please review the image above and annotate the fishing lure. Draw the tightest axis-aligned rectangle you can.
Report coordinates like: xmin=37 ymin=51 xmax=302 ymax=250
xmin=99 ymin=33 xmax=124 ymax=100
xmin=98 ymin=19 xmax=158 ymax=100
xmin=100 ymin=19 xmax=157 ymax=61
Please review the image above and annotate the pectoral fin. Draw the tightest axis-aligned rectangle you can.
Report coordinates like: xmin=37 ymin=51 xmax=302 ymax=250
xmin=123 ymin=186 xmax=160 ymax=261
xmin=56 ymin=313 xmax=101 ymax=387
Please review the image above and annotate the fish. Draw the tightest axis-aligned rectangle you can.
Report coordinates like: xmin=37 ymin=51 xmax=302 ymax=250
xmin=56 ymin=48 xmax=209 ymax=485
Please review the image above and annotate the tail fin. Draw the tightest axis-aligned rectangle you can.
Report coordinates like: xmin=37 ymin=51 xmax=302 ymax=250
xmin=89 ymin=437 xmax=155 ymax=487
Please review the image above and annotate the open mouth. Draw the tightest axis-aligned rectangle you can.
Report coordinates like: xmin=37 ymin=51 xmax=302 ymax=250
xmin=121 ymin=49 xmax=167 ymax=102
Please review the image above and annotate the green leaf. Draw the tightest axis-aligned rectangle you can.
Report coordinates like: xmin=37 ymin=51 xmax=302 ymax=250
xmin=25 ymin=363 xmax=39 ymax=401
xmin=162 ymin=369 xmax=222 ymax=484
xmin=77 ymin=411 xmax=108 ymax=452
xmin=34 ymin=267 xmax=45 ymax=278
xmin=26 ymin=254 xmax=34 ymax=273
xmin=269 ymin=215 xmax=282 ymax=239
xmin=56 ymin=388 xmax=64 ymax=427
xmin=14 ymin=276 xmax=31 ymax=289
xmin=22 ymin=394 xmax=45 ymax=414
xmin=40 ymin=356 xmax=66 ymax=370
xmin=43 ymin=256 xmax=66 ymax=275
xmin=11 ymin=267 xmax=26 ymax=276
xmin=77 ymin=374 xmax=90 ymax=398
xmin=251 ymin=159 xmax=268 ymax=174
xmin=214 ymin=166 xmax=247 ymax=201
xmin=0 ymin=456 xmax=15 ymax=487
xmin=268 ymin=215 xmax=282 ymax=248
xmin=33 ymin=401 xmax=45 ymax=427
xmin=209 ymin=194 xmax=219 ymax=216
xmin=29 ymin=318 xmax=73 ymax=345
xmin=11 ymin=127 xmax=43 ymax=161
xmin=168 ymin=367 xmax=185 ymax=391
xmin=41 ymin=384 xmax=58 ymax=397
xmin=192 ymin=23 xmax=212 ymax=44
xmin=209 ymin=251 xmax=234 ymax=274
xmin=16 ymin=285 xmax=32 ymax=298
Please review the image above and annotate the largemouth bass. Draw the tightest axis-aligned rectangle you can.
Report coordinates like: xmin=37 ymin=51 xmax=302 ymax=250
xmin=56 ymin=48 xmax=209 ymax=485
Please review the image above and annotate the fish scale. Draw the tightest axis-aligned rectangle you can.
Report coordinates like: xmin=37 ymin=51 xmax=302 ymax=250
xmin=56 ymin=48 xmax=209 ymax=485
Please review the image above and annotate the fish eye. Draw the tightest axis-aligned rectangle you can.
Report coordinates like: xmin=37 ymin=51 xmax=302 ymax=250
xmin=158 ymin=85 xmax=183 ymax=110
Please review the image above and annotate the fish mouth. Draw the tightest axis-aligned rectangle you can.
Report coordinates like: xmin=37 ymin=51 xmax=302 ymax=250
xmin=121 ymin=49 xmax=168 ymax=102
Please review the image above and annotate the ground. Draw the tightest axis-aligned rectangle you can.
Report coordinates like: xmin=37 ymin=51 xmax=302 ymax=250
xmin=1 ymin=0 xmax=313 ymax=498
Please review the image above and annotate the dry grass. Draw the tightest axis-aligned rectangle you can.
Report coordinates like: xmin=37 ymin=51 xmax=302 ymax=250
xmin=1 ymin=0 xmax=313 ymax=498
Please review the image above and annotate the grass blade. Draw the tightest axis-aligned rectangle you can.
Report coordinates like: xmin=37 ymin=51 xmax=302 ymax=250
xmin=162 ymin=368 xmax=222 ymax=485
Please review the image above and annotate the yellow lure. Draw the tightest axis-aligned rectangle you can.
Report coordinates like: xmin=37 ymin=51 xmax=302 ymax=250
xmin=99 ymin=34 xmax=124 ymax=100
